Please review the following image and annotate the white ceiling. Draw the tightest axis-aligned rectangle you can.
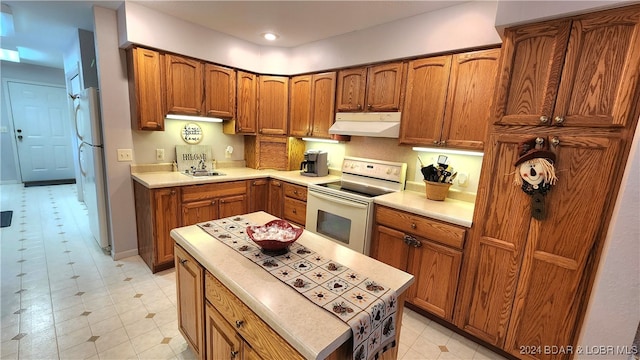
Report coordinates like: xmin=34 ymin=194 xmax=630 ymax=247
xmin=0 ymin=0 xmax=468 ymax=69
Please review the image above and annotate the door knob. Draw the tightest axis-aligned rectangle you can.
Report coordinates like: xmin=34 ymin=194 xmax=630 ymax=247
xmin=17 ymin=135 xmax=23 ymax=140
xmin=16 ymin=129 xmax=22 ymax=133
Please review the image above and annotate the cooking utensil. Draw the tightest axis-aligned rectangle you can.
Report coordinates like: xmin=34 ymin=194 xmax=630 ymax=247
xmin=421 ymin=164 xmax=435 ymax=181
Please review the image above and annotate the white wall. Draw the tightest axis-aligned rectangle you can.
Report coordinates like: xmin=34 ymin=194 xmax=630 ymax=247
xmin=577 ymin=120 xmax=640 ymax=359
xmin=93 ymin=6 xmax=137 ymax=260
xmin=0 ymin=63 xmax=66 ymax=183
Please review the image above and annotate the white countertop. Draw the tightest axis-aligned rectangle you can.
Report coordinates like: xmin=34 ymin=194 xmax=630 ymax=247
xmin=374 ymin=190 xmax=475 ymax=228
xmin=131 ymin=168 xmax=340 ymax=189
xmin=170 ymin=211 xmax=414 ymax=360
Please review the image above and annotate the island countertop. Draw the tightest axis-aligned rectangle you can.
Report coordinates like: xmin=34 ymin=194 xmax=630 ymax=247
xmin=170 ymin=211 xmax=414 ymax=360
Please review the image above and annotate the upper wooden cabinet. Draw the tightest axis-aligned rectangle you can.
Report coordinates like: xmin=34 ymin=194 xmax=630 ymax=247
xmin=225 ymin=70 xmax=258 ymax=135
xmin=494 ymin=6 xmax=640 ymax=128
xmin=204 ymin=64 xmax=236 ymax=119
xmin=258 ymin=76 xmax=289 ymax=135
xmin=400 ymin=48 xmax=500 ymax=150
xmin=336 ymin=62 xmax=405 ymax=112
xmin=165 ymin=54 xmax=204 ymax=116
xmin=289 ymin=72 xmax=337 ymax=138
xmin=127 ymin=47 xmax=165 ymax=131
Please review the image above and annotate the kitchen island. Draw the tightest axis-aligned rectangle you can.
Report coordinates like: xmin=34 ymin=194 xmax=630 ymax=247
xmin=170 ymin=211 xmax=414 ymax=360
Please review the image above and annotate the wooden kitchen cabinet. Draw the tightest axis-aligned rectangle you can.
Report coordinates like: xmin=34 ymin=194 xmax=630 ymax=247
xmin=165 ymin=53 xmax=204 ymax=116
xmin=224 ymin=70 xmax=258 ymax=134
xmin=455 ymin=130 xmax=623 ymax=355
xmin=244 ymin=135 xmax=305 ymax=171
xmin=204 ymin=64 xmax=236 ymax=119
xmin=283 ymin=182 xmax=307 ymax=227
xmin=126 ymin=47 xmax=165 ymax=131
xmin=248 ymin=178 xmax=269 ymax=213
xmin=258 ymin=75 xmax=289 ymax=135
xmin=493 ymin=6 xmax=640 ymax=128
xmin=205 ymin=302 xmax=243 ymax=360
xmin=181 ymin=181 xmax=249 ymax=226
xmin=289 ymin=72 xmax=337 ymax=138
xmin=371 ymin=205 xmax=465 ymax=321
xmin=268 ymin=179 xmax=284 ymax=218
xmin=336 ymin=62 xmax=404 ymax=112
xmin=175 ymin=244 xmax=205 ymax=360
xmin=400 ymin=48 xmax=500 ymax=150
xmin=133 ymin=181 xmax=180 ymax=273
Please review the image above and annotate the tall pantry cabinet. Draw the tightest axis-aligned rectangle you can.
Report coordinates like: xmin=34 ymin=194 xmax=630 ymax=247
xmin=455 ymin=5 xmax=640 ymax=360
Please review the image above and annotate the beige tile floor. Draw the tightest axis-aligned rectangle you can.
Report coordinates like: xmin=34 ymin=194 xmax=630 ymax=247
xmin=0 ymin=183 xmax=508 ymax=360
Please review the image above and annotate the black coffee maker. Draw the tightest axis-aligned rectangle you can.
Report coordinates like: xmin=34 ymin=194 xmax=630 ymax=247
xmin=300 ymin=150 xmax=328 ymax=177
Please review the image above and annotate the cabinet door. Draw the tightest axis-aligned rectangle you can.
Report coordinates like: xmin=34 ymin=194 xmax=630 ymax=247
xmin=204 ymin=64 xmax=235 ymax=119
xmin=283 ymin=197 xmax=306 ymax=226
xmin=503 ymin=134 xmax=622 ymax=358
xmin=442 ymin=49 xmax=501 ymax=150
xmin=205 ymin=302 xmax=242 ymax=360
xmin=127 ymin=47 xmax=164 ymax=130
xmin=182 ymin=199 xmax=218 ymax=227
xmin=455 ymin=132 xmax=535 ymax=347
xmin=493 ymin=19 xmax=571 ymax=126
xmin=268 ymin=179 xmax=284 ymax=218
xmin=236 ymin=71 xmax=258 ymax=134
xmin=165 ymin=54 xmax=204 ymax=116
xmin=258 ymin=76 xmax=289 ymax=135
xmin=408 ymin=239 xmax=462 ymax=321
xmin=243 ymin=344 xmax=264 ymax=360
xmin=336 ymin=67 xmax=367 ymax=111
xmin=366 ymin=62 xmax=404 ymax=112
xmin=371 ymin=225 xmax=410 ymax=271
xmin=219 ymin=194 xmax=248 ymax=219
xmin=310 ymin=72 xmax=337 ymax=138
xmin=289 ymin=75 xmax=312 ymax=137
xmin=400 ymin=56 xmax=452 ymax=145
xmin=553 ymin=6 xmax=640 ymax=128
xmin=154 ymin=188 xmax=180 ymax=267
xmin=249 ymin=179 xmax=269 ymax=213
xmin=175 ymin=245 xmax=204 ymax=360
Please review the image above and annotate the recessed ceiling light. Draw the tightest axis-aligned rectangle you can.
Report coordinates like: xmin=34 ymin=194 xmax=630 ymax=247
xmin=262 ymin=32 xmax=279 ymax=41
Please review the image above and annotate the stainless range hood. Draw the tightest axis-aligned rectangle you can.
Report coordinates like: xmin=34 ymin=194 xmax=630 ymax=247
xmin=329 ymin=112 xmax=401 ymax=138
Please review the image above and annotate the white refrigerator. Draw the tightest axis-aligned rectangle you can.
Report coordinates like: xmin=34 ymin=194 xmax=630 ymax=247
xmin=74 ymin=87 xmax=109 ymax=249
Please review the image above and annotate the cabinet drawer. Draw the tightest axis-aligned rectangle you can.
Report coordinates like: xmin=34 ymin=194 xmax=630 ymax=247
xmin=284 ymin=197 xmax=306 ymax=226
xmin=375 ymin=206 xmax=465 ymax=249
xmin=283 ymin=183 xmax=307 ymax=202
xmin=204 ymin=272 xmax=304 ymax=360
xmin=182 ymin=181 xmax=247 ymax=202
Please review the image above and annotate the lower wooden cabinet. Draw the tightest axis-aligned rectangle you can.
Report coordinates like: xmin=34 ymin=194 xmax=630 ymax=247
xmin=282 ymin=182 xmax=307 ymax=226
xmin=181 ymin=181 xmax=249 ymax=226
xmin=205 ymin=302 xmax=245 ymax=360
xmin=249 ymin=179 xmax=269 ymax=213
xmin=371 ymin=205 xmax=465 ymax=321
xmin=133 ymin=181 xmax=180 ymax=273
xmin=175 ymin=245 xmax=205 ymax=360
xmin=268 ymin=179 xmax=284 ymax=218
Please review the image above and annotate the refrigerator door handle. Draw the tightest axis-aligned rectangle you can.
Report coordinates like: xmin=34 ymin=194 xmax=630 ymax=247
xmin=74 ymin=103 xmax=84 ymax=142
xmin=78 ymin=142 xmax=88 ymax=177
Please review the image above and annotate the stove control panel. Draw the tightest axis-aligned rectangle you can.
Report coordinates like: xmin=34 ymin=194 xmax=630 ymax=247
xmin=342 ymin=157 xmax=407 ymax=183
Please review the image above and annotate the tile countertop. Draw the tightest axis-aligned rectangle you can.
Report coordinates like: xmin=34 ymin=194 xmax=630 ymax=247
xmin=131 ymin=168 xmax=340 ymax=189
xmin=171 ymin=211 xmax=414 ymax=360
xmin=374 ymin=190 xmax=475 ymax=228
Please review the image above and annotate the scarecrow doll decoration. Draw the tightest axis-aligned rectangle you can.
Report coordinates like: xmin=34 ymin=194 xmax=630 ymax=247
xmin=514 ymin=137 xmax=558 ymax=220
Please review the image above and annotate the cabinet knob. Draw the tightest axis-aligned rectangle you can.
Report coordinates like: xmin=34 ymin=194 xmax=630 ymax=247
xmin=551 ymin=136 xmax=560 ymax=146
xmin=211 ymin=200 xmax=216 ymax=205
xmin=554 ymin=116 xmax=565 ymax=124
xmin=170 ymin=190 xmax=176 ymax=195
xmin=231 ymin=351 xmax=239 ymax=358
xmin=179 ymin=258 xmax=187 ymax=265
xmin=293 ymin=190 xmax=298 ymax=195
xmin=367 ymin=104 xmax=372 ymax=109
xmin=235 ymin=320 xmax=244 ymax=328
xmin=253 ymin=181 xmax=257 ymax=186
xmin=238 ymin=126 xmax=242 ymax=131
xmin=440 ymin=140 xmax=446 ymax=146
xmin=292 ymin=209 xmax=297 ymax=214
xmin=540 ymin=115 xmax=549 ymax=124
xmin=357 ymin=104 xmax=362 ymax=110
xmin=273 ymin=181 xmax=281 ymax=187
xmin=411 ymin=223 xmax=416 ymax=229
xmin=220 ymin=199 xmax=225 ymax=204
xmin=433 ymin=140 xmax=440 ymax=145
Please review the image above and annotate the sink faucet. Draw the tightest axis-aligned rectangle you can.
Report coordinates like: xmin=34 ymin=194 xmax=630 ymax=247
xmin=198 ymin=159 xmax=206 ymax=170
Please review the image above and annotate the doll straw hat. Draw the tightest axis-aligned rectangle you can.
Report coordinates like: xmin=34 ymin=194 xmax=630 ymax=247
xmin=514 ymin=137 xmax=556 ymax=166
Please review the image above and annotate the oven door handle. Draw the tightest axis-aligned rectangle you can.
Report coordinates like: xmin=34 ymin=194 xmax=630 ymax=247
xmin=308 ymin=191 xmax=369 ymax=209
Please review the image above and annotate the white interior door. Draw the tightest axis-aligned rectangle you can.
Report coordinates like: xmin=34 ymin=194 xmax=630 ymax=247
xmin=8 ymin=82 xmax=75 ymax=183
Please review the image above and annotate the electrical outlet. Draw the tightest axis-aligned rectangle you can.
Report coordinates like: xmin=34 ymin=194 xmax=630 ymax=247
xmin=156 ymin=149 xmax=165 ymax=161
xmin=457 ymin=172 xmax=469 ymax=187
xmin=117 ymin=149 xmax=133 ymax=162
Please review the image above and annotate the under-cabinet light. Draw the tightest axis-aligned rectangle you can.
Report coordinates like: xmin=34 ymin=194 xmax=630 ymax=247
xmin=165 ymin=114 xmax=223 ymax=123
xmin=302 ymin=137 xmax=339 ymax=144
xmin=412 ymin=147 xmax=484 ymax=157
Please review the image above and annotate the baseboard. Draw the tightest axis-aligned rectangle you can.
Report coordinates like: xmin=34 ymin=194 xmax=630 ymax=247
xmin=112 ymin=248 xmax=139 ymax=261
xmin=0 ymin=180 xmax=20 ymax=185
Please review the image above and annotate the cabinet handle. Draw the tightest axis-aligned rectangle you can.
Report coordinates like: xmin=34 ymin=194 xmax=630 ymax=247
xmin=410 ymin=223 xmax=417 ymax=229
xmin=403 ymin=234 xmax=413 ymax=246
xmin=367 ymin=104 xmax=372 ymax=109
xmin=211 ymin=200 xmax=216 ymax=205
xmin=554 ymin=116 xmax=565 ymax=124
xmin=231 ymin=350 xmax=239 ymax=358
xmin=357 ymin=104 xmax=362 ymax=110
xmin=433 ymin=140 xmax=439 ymax=145
xmin=551 ymin=137 xmax=560 ymax=146
xmin=412 ymin=239 xmax=422 ymax=248
xmin=238 ymin=126 xmax=242 ymax=131
xmin=179 ymin=258 xmax=187 ymax=265
xmin=540 ymin=115 xmax=549 ymax=124
xmin=235 ymin=320 xmax=244 ymax=328
xmin=292 ymin=209 xmax=297 ymax=214
xmin=253 ymin=181 xmax=257 ymax=186
xmin=273 ymin=181 xmax=281 ymax=187
xmin=440 ymin=140 xmax=446 ymax=146
xmin=170 ymin=190 xmax=176 ymax=195
xmin=293 ymin=190 xmax=298 ymax=195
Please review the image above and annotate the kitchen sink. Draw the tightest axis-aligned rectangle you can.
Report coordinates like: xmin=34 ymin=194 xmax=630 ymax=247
xmin=182 ymin=171 xmax=226 ymax=177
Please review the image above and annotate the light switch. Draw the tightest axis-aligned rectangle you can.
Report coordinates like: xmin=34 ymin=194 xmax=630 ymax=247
xmin=117 ymin=149 xmax=133 ymax=162
xmin=156 ymin=149 xmax=165 ymax=161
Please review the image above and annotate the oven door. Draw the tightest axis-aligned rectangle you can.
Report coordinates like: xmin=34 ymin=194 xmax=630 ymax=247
xmin=305 ymin=189 xmax=372 ymax=255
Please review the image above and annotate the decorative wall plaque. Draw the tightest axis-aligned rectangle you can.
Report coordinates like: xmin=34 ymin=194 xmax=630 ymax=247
xmin=181 ymin=123 xmax=203 ymax=144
